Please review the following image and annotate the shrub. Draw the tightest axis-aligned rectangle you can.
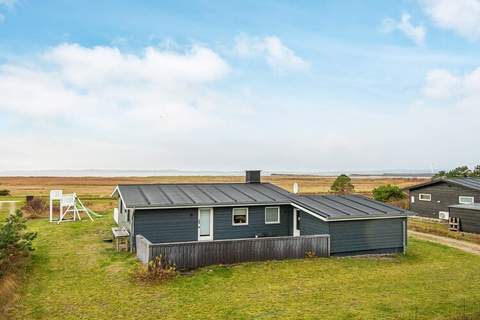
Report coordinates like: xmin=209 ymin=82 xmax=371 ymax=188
xmin=21 ymin=197 xmax=48 ymax=218
xmin=0 ymin=189 xmax=10 ymax=196
xmin=372 ymin=185 xmax=406 ymax=203
xmin=330 ymin=174 xmax=354 ymax=194
xmin=305 ymin=250 xmax=316 ymax=258
xmin=0 ymin=210 xmax=37 ymax=277
xmin=133 ymin=255 xmax=176 ymax=283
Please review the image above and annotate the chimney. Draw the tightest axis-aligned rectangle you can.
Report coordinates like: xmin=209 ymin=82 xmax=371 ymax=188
xmin=245 ymin=170 xmax=261 ymax=184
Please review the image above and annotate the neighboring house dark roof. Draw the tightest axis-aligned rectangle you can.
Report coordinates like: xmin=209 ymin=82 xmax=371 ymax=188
xmin=405 ymin=178 xmax=480 ymax=192
xmin=449 ymin=204 xmax=480 ymax=211
xmin=113 ymin=183 xmax=408 ymax=221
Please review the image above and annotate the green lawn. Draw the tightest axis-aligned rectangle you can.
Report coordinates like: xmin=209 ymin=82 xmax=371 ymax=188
xmin=4 ymin=209 xmax=480 ymax=319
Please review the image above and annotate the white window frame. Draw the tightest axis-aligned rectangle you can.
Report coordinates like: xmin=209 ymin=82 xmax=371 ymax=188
xmin=459 ymin=196 xmax=474 ymax=205
xmin=198 ymin=208 xmax=214 ymax=241
xmin=419 ymin=193 xmax=431 ymax=201
xmin=265 ymin=207 xmax=280 ymax=224
xmin=232 ymin=208 xmax=249 ymax=226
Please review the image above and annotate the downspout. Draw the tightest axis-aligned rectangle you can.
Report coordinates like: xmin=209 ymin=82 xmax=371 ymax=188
xmin=130 ymin=209 xmax=135 ymax=253
xmin=402 ymin=219 xmax=407 ymax=255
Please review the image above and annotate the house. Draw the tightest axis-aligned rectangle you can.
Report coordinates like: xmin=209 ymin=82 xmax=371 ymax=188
xmin=448 ymin=204 xmax=480 ymax=233
xmin=405 ymin=178 xmax=480 ymax=221
xmin=112 ymin=171 xmax=408 ymax=262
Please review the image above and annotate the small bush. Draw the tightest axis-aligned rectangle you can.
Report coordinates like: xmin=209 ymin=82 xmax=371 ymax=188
xmin=372 ymin=185 xmax=406 ymax=203
xmin=305 ymin=250 xmax=316 ymax=258
xmin=0 ymin=189 xmax=10 ymax=196
xmin=0 ymin=210 xmax=37 ymax=277
xmin=330 ymin=174 xmax=354 ymax=194
xmin=21 ymin=198 xmax=48 ymax=218
xmin=133 ymin=256 xmax=176 ymax=283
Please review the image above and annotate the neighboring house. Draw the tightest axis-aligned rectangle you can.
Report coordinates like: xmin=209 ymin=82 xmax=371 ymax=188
xmin=405 ymin=178 xmax=480 ymax=220
xmin=449 ymin=204 xmax=480 ymax=233
xmin=112 ymin=171 xmax=409 ymax=258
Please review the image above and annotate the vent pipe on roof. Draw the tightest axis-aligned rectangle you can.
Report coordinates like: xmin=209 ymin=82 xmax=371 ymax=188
xmin=245 ymin=170 xmax=261 ymax=184
xmin=293 ymin=182 xmax=299 ymax=194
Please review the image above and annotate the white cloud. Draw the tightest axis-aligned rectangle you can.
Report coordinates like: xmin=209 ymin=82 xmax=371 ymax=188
xmin=234 ymin=34 xmax=310 ymax=72
xmin=420 ymin=0 xmax=480 ymax=40
xmin=381 ymin=13 xmax=426 ymax=45
xmin=422 ymin=69 xmax=460 ymax=99
xmin=0 ymin=43 xmax=230 ymax=131
xmin=0 ymin=0 xmax=16 ymax=8
xmin=0 ymin=13 xmax=4 ymax=23
xmin=422 ymin=67 xmax=480 ymax=100
xmin=1 ymin=41 xmax=480 ymax=172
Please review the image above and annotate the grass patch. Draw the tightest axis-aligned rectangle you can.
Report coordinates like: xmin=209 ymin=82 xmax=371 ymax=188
xmin=409 ymin=217 xmax=480 ymax=245
xmin=3 ymin=206 xmax=480 ymax=319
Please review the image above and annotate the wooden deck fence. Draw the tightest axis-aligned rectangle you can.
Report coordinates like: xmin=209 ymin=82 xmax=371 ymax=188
xmin=136 ymin=234 xmax=330 ymax=270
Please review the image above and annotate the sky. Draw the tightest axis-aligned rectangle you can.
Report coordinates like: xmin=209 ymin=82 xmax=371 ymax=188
xmin=0 ymin=0 xmax=479 ymax=173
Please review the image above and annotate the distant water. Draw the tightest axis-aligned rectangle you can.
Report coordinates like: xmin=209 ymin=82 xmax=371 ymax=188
xmin=0 ymin=169 xmax=434 ymax=178
xmin=0 ymin=170 xmax=245 ymax=177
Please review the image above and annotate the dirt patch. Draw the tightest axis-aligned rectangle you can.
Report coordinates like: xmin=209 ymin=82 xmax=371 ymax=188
xmin=410 ymin=231 xmax=480 ymax=255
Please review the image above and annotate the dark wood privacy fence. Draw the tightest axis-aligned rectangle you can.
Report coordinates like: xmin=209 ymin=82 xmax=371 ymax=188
xmin=136 ymin=234 xmax=330 ymax=269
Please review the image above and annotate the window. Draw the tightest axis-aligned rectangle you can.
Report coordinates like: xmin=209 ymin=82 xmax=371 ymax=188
xmin=459 ymin=196 xmax=474 ymax=205
xmin=419 ymin=193 xmax=431 ymax=201
xmin=265 ymin=207 xmax=280 ymax=224
xmin=232 ymin=208 xmax=248 ymax=226
xmin=127 ymin=209 xmax=131 ymax=222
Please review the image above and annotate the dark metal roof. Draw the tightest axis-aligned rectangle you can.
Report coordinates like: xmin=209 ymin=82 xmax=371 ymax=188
xmin=114 ymin=183 xmax=408 ymax=221
xmin=405 ymin=178 xmax=480 ymax=192
xmin=294 ymin=194 xmax=409 ymax=220
xmin=116 ymin=183 xmax=292 ymax=208
xmin=449 ymin=204 xmax=480 ymax=211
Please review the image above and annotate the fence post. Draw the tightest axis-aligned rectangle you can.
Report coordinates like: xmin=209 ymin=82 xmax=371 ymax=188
xmin=148 ymin=240 xmax=152 ymax=264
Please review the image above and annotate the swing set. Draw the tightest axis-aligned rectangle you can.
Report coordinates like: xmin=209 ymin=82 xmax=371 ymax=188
xmin=49 ymin=190 xmax=101 ymax=223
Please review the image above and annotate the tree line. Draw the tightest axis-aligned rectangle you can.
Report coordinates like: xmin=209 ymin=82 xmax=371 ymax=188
xmin=433 ymin=165 xmax=480 ymax=179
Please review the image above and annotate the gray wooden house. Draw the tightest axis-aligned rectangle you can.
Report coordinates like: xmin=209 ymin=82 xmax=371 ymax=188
xmin=112 ymin=171 xmax=408 ymax=268
xmin=406 ymin=178 xmax=480 ymax=224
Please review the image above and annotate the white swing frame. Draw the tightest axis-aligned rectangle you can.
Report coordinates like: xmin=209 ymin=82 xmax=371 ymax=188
xmin=50 ymin=190 xmax=94 ymax=223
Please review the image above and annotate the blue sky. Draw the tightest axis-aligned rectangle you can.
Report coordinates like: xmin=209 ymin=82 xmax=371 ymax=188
xmin=0 ymin=0 xmax=479 ymax=172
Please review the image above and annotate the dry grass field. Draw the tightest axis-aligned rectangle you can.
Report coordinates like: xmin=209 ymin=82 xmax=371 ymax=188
xmin=0 ymin=175 xmax=427 ymax=198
